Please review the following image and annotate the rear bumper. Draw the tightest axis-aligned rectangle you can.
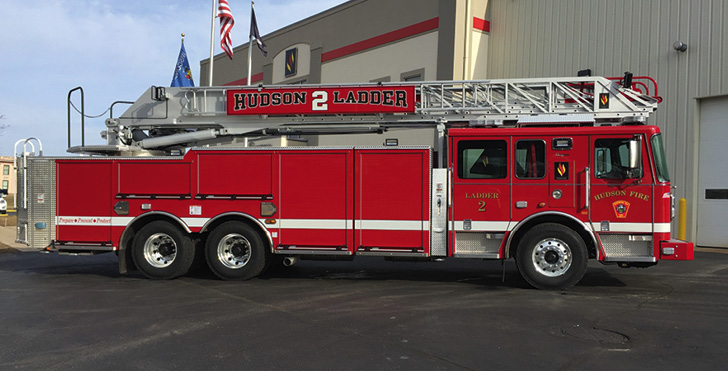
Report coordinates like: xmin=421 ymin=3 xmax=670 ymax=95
xmin=660 ymin=239 xmax=694 ymax=260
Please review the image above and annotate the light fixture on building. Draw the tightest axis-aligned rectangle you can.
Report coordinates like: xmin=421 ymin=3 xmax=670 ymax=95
xmin=673 ymin=41 xmax=688 ymax=52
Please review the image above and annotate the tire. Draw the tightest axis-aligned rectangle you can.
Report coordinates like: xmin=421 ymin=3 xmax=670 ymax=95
xmin=205 ymin=221 xmax=269 ymax=280
xmin=515 ymin=223 xmax=588 ymax=290
xmin=132 ymin=220 xmax=196 ymax=280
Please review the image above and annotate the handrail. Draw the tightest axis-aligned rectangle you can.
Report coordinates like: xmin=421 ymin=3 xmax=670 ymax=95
xmin=606 ymin=76 xmax=661 ymax=103
xmin=110 ymin=101 xmax=135 ymax=119
xmin=13 ymin=137 xmax=42 ymax=210
xmin=68 ymin=86 xmax=84 ymax=148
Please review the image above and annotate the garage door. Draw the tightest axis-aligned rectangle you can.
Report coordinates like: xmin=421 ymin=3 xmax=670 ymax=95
xmin=697 ymin=96 xmax=728 ymax=247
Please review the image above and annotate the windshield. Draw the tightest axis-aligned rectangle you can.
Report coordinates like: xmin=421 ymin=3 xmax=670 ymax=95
xmin=651 ymin=133 xmax=671 ymax=183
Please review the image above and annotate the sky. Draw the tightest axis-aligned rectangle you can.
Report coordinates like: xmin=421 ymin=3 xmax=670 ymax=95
xmin=0 ymin=0 xmax=346 ymax=156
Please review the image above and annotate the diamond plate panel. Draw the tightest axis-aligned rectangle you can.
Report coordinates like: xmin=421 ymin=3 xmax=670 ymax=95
xmin=455 ymin=232 xmax=503 ymax=255
xmin=599 ymin=234 xmax=652 ymax=258
xmin=27 ymin=159 xmax=55 ymax=249
xmin=15 ymin=162 xmax=28 ymax=244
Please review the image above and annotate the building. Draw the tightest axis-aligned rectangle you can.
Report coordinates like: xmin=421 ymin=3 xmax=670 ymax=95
xmin=0 ymin=156 xmax=17 ymax=197
xmin=200 ymin=0 xmax=728 ymax=247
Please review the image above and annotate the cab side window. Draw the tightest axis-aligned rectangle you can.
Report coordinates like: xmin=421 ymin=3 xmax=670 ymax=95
xmin=595 ymin=138 xmax=638 ymax=179
xmin=457 ymin=140 xmax=507 ymax=179
xmin=515 ymin=140 xmax=545 ymax=179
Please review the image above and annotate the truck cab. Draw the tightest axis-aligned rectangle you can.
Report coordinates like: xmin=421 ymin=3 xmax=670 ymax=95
xmin=449 ymin=125 xmax=692 ymax=289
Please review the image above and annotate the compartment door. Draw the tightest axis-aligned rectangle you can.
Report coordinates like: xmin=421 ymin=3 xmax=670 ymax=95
xmin=277 ymin=151 xmax=353 ymax=253
xmin=56 ymin=161 xmax=112 ymax=244
xmin=355 ymin=149 xmax=430 ymax=255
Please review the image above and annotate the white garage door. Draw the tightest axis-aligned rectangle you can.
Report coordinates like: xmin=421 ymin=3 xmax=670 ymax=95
xmin=697 ymin=96 xmax=728 ymax=247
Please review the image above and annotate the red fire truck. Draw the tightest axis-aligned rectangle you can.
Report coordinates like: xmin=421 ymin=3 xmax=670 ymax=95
xmin=15 ymin=76 xmax=693 ymax=289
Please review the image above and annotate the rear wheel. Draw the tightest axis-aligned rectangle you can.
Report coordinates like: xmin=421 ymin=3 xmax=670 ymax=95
xmin=515 ymin=223 xmax=588 ymax=290
xmin=205 ymin=221 xmax=268 ymax=280
xmin=132 ymin=221 xmax=195 ymax=280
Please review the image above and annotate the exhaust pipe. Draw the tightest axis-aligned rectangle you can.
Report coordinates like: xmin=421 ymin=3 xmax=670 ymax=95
xmin=283 ymin=257 xmax=298 ymax=267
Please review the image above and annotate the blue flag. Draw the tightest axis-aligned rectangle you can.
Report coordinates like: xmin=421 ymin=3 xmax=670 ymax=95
xmin=171 ymin=41 xmax=194 ymax=87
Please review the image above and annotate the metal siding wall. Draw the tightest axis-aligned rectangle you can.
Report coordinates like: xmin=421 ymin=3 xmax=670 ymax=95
xmin=487 ymin=0 xmax=728 ymax=240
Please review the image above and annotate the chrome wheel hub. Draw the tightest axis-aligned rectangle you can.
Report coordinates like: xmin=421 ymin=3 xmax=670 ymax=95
xmin=531 ymin=238 xmax=572 ymax=277
xmin=217 ymin=233 xmax=251 ymax=269
xmin=143 ymin=233 xmax=177 ymax=268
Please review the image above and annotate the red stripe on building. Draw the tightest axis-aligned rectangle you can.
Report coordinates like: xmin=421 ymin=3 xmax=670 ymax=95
xmin=224 ymin=72 xmax=264 ymax=86
xmin=321 ymin=17 xmax=440 ymax=63
xmin=473 ymin=17 xmax=490 ymax=32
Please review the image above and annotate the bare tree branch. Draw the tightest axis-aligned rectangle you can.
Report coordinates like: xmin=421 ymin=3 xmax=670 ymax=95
xmin=0 ymin=114 xmax=8 ymax=134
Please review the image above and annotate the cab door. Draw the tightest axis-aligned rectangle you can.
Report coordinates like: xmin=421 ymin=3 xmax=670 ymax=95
xmin=589 ymin=134 xmax=654 ymax=259
xmin=547 ymin=136 xmax=590 ymax=212
xmin=449 ymin=136 xmax=511 ymax=257
xmin=511 ymin=136 xmax=589 ymax=222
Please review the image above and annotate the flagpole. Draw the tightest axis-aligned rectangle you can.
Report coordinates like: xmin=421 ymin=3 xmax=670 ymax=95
xmin=208 ymin=0 xmax=217 ymax=86
xmin=247 ymin=1 xmax=254 ymax=86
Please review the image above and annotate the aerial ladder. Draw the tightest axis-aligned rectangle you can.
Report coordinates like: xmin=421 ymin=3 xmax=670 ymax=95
xmin=65 ymin=74 xmax=661 ymax=158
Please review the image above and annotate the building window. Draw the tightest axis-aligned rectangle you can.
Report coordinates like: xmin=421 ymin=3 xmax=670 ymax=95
xmin=369 ymin=76 xmax=391 ymax=83
xmin=2 ymin=165 xmax=8 ymax=175
xmin=2 ymin=180 xmax=7 ymax=190
xmin=400 ymin=68 xmax=425 ymax=82
xmin=515 ymin=140 xmax=546 ymax=179
xmin=457 ymin=140 xmax=507 ymax=179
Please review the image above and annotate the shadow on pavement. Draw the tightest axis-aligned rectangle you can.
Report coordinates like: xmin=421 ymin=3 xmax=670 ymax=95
xmin=0 ymin=249 xmax=627 ymax=289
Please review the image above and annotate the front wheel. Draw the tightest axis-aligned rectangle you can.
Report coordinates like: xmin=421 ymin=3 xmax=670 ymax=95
xmin=205 ymin=221 xmax=269 ymax=280
xmin=515 ymin=223 xmax=588 ymax=290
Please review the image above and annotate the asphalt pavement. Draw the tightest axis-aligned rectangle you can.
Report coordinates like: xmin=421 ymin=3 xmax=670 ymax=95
xmin=0 ymin=226 xmax=727 ymax=370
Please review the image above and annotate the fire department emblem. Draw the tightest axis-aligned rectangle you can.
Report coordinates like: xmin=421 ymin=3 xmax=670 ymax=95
xmin=612 ymin=200 xmax=631 ymax=218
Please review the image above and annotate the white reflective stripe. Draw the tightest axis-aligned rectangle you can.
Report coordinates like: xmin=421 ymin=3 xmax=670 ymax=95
xmin=355 ymin=220 xmax=428 ymax=231
xmin=279 ymin=219 xmax=350 ymax=230
xmin=59 ymin=216 xmax=434 ymax=232
xmin=453 ymin=220 xmax=510 ymax=231
xmin=112 ymin=217 xmax=134 ymax=226
xmin=269 ymin=219 xmax=429 ymax=230
xmin=59 ymin=216 xmax=210 ymax=228
xmin=56 ymin=216 xmax=112 ymax=226
xmin=591 ymin=222 xmax=668 ymax=233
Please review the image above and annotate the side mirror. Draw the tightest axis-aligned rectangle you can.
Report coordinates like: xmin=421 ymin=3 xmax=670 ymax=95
xmin=628 ymin=137 xmax=642 ymax=178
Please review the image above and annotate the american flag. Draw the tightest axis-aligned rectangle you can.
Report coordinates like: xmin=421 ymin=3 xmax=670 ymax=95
xmin=218 ymin=0 xmax=235 ymax=59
